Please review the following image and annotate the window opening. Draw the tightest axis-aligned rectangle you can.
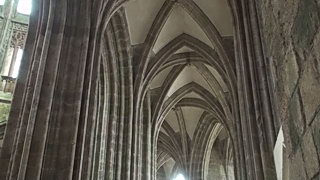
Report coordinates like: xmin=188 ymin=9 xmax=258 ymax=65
xmin=173 ymin=174 xmax=186 ymax=180
xmin=17 ymin=0 xmax=32 ymax=15
xmin=12 ymin=49 xmax=23 ymax=78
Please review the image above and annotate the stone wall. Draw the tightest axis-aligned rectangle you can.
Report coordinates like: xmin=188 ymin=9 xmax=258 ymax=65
xmin=0 ymin=139 xmax=2 ymax=154
xmin=0 ymin=122 xmax=5 ymax=162
xmin=207 ymin=147 xmax=227 ymax=180
xmin=258 ymin=0 xmax=320 ymax=179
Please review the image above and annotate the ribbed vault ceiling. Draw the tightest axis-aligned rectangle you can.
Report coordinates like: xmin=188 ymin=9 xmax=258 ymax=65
xmin=123 ymin=0 xmax=235 ymax=179
xmin=124 ymin=0 xmax=233 ymax=46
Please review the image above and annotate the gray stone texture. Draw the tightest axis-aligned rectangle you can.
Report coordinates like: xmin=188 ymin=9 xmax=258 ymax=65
xmin=0 ymin=0 xmax=318 ymax=180
xmin=259 ymin=0 xmax=320 ymax=179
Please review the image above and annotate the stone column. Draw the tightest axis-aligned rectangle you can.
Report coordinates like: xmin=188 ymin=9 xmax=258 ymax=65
xmin=230 ymin=0 xmax=278 ymax=179
xmin=0 ymin=0 xmax=127 ymax=180
xmin=141 ymin=91 xmax=152 ymax=180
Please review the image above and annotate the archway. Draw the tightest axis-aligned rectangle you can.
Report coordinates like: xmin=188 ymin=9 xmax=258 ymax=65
xmin=122 ymin=0 xmax=237 ymax=179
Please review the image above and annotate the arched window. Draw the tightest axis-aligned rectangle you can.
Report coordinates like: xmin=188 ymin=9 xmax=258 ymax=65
xmin=17 ymin=0 xmax=32 ymax=15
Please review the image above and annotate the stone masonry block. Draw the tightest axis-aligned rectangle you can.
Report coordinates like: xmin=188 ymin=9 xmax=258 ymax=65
xmin=301 ymin=130 xmax=320 ymax=179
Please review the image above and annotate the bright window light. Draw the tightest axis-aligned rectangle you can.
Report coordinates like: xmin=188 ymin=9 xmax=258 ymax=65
xmin=173 ymin=174 xmax=185 ymax=180
xmin=17 ymin=0 xmax=32 ymax=15
xmin=12 ymin=49 xmax=23 ymax=78
xmin=0 ymin=0 xmax=5 ymax=5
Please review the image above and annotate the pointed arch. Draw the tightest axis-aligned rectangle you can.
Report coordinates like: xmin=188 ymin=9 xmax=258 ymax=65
xmin=134 ymin=0 xmax=236 ymax=95
xmin=152 ymin=82 xmax=229 ymax=141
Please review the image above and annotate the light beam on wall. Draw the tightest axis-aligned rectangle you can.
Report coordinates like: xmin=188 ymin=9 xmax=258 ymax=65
xmin=17 ymin=0 xmax=32 ymax=15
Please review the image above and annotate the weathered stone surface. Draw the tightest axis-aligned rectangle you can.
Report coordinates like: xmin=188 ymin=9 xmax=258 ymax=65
xmin=292 ymin=0 xmax=320 ymax=49
xmin=300 ymin=57 xmax=320 ymax=125
xmin=311 ymin=173 xmax=320 ymax=180
xmin=301 ymin=130 xmax=320 ymax=179
xmin=0 ymin=0 xmax=318 ymax=180
xmin=289 ymin=148 xmax=307 ymax=180
xmin=283 ymin=42 xmax=300 ymax=98
xmin=259 ymin=0 xmax=320 ymax=179
xmin=312 ymin=112 xmax=320 ymax=159
xmin=312 ymin=29 xmax=320 ymax=75
xmin=286 ymin=88 xmax=305 ymax=153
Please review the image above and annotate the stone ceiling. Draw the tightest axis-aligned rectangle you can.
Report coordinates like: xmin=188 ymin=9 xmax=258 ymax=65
xmin=124 ymin=0 xmax=235 ymax=178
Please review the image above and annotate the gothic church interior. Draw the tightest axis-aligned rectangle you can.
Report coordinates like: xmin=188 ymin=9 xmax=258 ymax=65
xmin=0 ymin=0 xmax=319 ymax=180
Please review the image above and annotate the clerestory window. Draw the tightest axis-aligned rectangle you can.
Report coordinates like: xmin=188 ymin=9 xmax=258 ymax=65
xmin=17 ymin=0 xmax=32 ymax=15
